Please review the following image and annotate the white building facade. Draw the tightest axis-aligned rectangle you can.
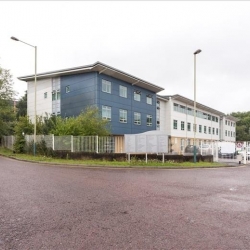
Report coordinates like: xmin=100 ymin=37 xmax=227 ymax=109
xmin=157 ymin=95 xmax=238 ymax=154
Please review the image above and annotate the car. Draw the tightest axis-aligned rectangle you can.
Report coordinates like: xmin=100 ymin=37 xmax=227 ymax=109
xmin=184 ymin=145 xmax=201 ymax=154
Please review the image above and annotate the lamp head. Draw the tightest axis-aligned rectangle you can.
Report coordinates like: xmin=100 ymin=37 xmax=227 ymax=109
xmin=11 ymin=36 xmax=19 ymax=41
xmin=194 ymin=49 xmax=202 ymax=55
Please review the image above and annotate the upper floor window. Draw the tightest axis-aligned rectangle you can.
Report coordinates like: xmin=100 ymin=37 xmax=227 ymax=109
xmin=147 ymin=115 xmax=152 ymax=126
xmin=119 ymin=85 xmax=127 ymax=98
xmin=134 ymin=112 xmax=141 ymax=125
xmin=102 ymin=105 xmax=111 ymax=121
xmin=212 ymin=128 xmax=215 ymax=134
xmin=44 ymin=92 xmax=47 ymax=99
xmin=187 ymin=122 xmax=191 ymax=131
xmin=146 ymin=96 xmax=153 ymax=105
xmin=134 ymin=91 xmax=141 ymax=102
xmin=204 ymin=126 xmax=207 ymax=134
xmin=52 ymin=91 xmax=56 ymax=101
xmin=199 ymin=125 xmax=202 ymax=133
xmin=102 ymin=79 xmax=111 ymax=94
xmin=173 ymin=120 xmax=178 ymax=130
xmin=216 ymin=128 xmax=218 ymax=135
xmin=65 ymin=85 xmax=70 ymax=93
xmin=56 ymin=91 xmax=61 ymax=100
xmin=119 ymin=109 xmax=127 ymax=123
xmin=119 ymin=85 xmax=128 ymax=98
xmin=208 ymin=127 xmax=211 ymax=134
xmin=181 ymin=121 xmax=185 ymax=131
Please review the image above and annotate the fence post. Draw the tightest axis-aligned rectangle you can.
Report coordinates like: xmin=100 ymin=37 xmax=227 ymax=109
xmin=52 ymin=134 xmax=54 ymax=150
xmin=71 ymin=135 xmax=74 ymax=152
xmin=96 ymin=135 xmax=99 ymax=153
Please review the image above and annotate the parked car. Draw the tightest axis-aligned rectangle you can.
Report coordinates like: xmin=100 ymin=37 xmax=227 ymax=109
xmin=200 ymin=144 xmax=212 ymax=155
xmin=184 ymin=145 xmax=201 ymax=154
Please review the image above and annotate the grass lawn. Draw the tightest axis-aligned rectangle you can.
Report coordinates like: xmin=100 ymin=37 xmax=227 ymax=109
xmin=0 ymin=147 xmax=226 ymax=169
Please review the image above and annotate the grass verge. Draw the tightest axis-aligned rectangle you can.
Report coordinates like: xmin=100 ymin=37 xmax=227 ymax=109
xmin=0 ymin=147 xmax=226 ymax=169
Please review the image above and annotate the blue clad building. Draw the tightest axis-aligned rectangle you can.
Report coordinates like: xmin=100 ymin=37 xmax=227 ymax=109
xmin=19 ymin=62 xmax=164 ymax=135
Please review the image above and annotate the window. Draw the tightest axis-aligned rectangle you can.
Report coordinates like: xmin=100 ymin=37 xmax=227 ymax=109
xmin=173 ymin=120 xmax=178 ymax=130
xmin=174 ymin=103 xmax=178 ymax=111
xmin=65 ymin=86 xmax=70 ymax=93
xmin=225 ymin=120 xmax=227 ymax=125
xmin=225 ymin=130 xmax=227 ymax=136
xmin=147 ymin=115 xmax=152 ymax=126
xmin=134 ymin=91 xmax=141 ymax=101
xmin=216 ymin=128 xmax=218 ymax=135
xmin=193 ymin=124 xmax=197 ymax=132
xmin=119 ymin=109 xmax=127 ymax=123
xmin=56 ymin=91 xmax=60 ymax=100
xmin=187 ymin=122 xmax=191 ymax=131
xmin=134 ymin=112 xmax=141 ymax=125
xmin=181 ymin=121 xmax=185 ymax=131
xmin=102 ymin=106 xmax=111 ymax=121
xmin=119 ymin=86 xmax=127 ymax=98
xmin=52 ymin=91 xmax=56 ymax=101
xmin=216 ymin=117 xmax=218 ymax=123
xmin=199 ymin=125 xmax=202 ymax=133
xmin=204 ymin=126 xmax=207 ymax=134
xmin=146 ymin=96 xmax=152 ymax=105
xmin=44 ymin=92 xmax=47 ymax=99
xmin=212 ymin=128 xmax=215 ymax=134
xmin=102 ymin=79 xmax=111 ymax=93
xmin=208 ymin=127 xmax=211 ymax=134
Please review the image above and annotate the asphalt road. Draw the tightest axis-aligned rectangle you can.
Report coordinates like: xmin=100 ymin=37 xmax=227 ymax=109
xmin=1 ymin=156 xmax=250 ymax=250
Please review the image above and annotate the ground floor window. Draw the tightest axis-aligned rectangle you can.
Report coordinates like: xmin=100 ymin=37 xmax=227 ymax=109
xmin=102 ymin=106 xmax=111 ymax=121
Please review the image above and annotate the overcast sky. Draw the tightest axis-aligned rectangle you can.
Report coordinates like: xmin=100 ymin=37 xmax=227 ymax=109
xmin=1 ymin=1 xmax=249 ymax=114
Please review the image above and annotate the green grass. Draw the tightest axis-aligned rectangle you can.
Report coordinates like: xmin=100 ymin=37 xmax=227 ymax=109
xmin=0 ymin=147 xmax=225 ymax=169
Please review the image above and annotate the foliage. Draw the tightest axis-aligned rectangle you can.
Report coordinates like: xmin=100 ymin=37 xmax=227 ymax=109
xmin=230 ymin=111 xmax=250 ymax=141
xmin=16 ymin=91 xmax=27 ymax=120
xmin=51 ymin=106 xmax=110 ymax=136
xmin=0 ymin=66 xmax=16 ymax=136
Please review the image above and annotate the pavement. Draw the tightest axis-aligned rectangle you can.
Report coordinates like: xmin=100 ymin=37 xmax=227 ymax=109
xmin=1 ymin=156 xmax=250 ymax=250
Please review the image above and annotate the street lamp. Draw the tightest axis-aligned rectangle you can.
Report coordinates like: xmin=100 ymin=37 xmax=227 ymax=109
xmin=11 ymin=36 xmax=37 ymax=156
xmin=193 ymin=49 xmax=202 ymax=163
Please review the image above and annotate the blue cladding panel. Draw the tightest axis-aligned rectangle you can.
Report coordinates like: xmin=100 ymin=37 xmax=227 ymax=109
xmin=60 ymin=72 xmax=157 ymax=135
xmin=60 ymin=72 xmax=98 ymax=117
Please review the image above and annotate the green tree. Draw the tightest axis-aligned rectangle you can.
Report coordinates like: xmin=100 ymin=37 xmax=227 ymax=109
xmin=16 ymin=91 xmax=27 ymax=120
xmin=0 ymin=66 xmax=16 ymax=136
xmin=230 ymin=111 xmax=250 ymax=141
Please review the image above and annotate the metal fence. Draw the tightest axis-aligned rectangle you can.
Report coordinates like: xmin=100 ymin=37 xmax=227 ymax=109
xmin=2 ymin=134 xmax=117 ymax=153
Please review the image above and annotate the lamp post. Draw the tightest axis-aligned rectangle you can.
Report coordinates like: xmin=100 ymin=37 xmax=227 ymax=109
xmin=11 ymin=36 xmax=37 ymax=156
xmin=193 ymin=49 xmax=202 ymax=163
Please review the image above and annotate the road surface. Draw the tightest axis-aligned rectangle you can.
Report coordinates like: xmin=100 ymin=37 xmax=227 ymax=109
xmin=0 ymin=156 xmax=250 ymax=249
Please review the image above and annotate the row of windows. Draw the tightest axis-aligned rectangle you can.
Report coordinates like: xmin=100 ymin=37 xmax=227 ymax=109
xmin=173 ymin=103 xmax=219 ymax=122
xmin=173 ymin=120 xmax=219 ymax=135
xmin=102 ymin=79 xmax=153 ymax=104
xmin=225 ymin=120 xmax=235 ymax=127
xmin=225 ymin=130 xmax=235 ymax=137
xmin=102 ymin=105 xmax=153 ymax=126
xmin=44 ymin=91 xmax=61 ymax=100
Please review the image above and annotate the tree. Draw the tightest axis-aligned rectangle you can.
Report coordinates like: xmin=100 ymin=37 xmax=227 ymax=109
xmin=16 ymin=91 xmax=27 ymax=120
xmin=230 ymin=111 xmax=250 ymax=141
xmin=50 ymin=106 xmax=111 ymax=136
xmin=0 ymin=66 xmax=16 ymax=136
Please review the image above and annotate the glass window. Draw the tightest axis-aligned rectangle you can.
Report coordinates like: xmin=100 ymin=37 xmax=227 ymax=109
xmin=119 ymin=109 xmax=127 ymax=123
xmin=173 ymin=120 xmax=178 ymax=130
xmin=204 ymin=126 xmax=207 ymax=134
xmin=102 ymin=79 xmax=111 ymax=94
xmin=187 ymin=122 xmax=191 ymax=131
xmin=52 ymin=91 xmax=56 ymax=101
xmin=208 ymin=127 xmax=211 ymax=134
xmin=181 ymin=121 xmax=185 ymax=131
xmin=65 ymin=86 xmax=70 ymax=93
xmin=134 ymin=91 xmax=141 ymax=101
xmin=146 ymin=96 xmax=152 ymax=105
xmin=102 ymin=106 xmax=111 ymax=121
xmin=212 ymin=128 xmax=215 ymax=134
xmin=57 ymin=91 xmax=60 ymax=100
xmin=199 ymin=125 xmax=202 ymax=133
xmin=44 ymin=92 xmax=47 ymax=99
xmin=119 ymin=86 xmax=127 ymax=98
xmin=134 ymin=112 xmax=141 ymax=125
xmin=225 ymin=130 xmax=227 ymax=136
xmin=147 ymin=115 xmax=152 ymax=126
xmin=216 ymin=128 xmax=218 ymax=135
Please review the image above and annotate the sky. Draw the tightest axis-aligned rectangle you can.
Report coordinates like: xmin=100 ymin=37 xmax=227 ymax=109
xmin=0 ymin=1 xmax=250 ymax=114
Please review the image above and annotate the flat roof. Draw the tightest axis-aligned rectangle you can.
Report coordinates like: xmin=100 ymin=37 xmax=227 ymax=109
xmin=18 ymin=61 xmax=164 ymax=93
